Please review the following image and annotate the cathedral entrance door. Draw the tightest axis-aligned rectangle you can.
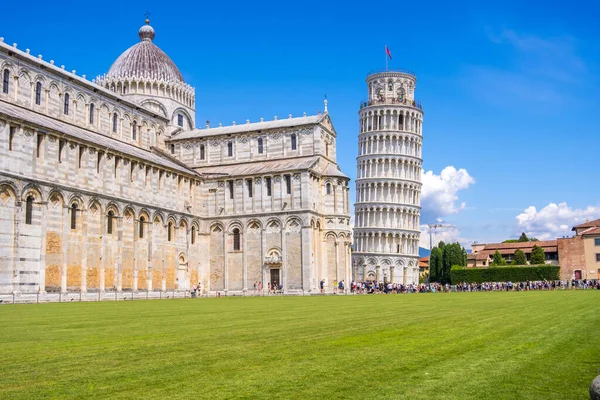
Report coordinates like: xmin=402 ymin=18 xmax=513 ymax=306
xmin=270 ymin=268 xmax=280 ymax=290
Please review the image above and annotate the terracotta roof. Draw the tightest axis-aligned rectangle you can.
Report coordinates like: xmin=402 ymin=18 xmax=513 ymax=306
xmin=418 ymin=256 xmax=429 ymax=267
xmin=580 ymin=227 xmax=600 ymax=236
xmin=572 ymin=218 xmax=600 ymax=230
xmin=482 ymin=240 xmax=557 ymax=251
xmin=0 ymin=100 xmax=197 ymax=176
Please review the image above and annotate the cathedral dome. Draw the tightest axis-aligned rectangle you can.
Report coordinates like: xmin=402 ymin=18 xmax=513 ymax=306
xmin=106 ymin=20 xmax=184 ymax=84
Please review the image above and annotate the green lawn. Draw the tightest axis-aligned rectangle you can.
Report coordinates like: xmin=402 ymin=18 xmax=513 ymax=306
xmin=0 ymin=291 xmax=599 ymax=399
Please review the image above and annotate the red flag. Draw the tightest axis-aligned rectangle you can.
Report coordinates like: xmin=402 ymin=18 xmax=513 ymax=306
xmin=386 ymin=46 xmax=392 ymax=60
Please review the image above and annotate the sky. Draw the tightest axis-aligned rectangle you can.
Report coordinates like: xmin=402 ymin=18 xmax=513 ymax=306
xmin=2 ymin=0 xmax=599 ymax=250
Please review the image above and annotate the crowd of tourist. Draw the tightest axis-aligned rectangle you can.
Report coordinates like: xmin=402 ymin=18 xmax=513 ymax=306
xmin=347 ymin=279 xmax=600 ymax=294
xmin=191 ymin=279 xmax=599 ymax=297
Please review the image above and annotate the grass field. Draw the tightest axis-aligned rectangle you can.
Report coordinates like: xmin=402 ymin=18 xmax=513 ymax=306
xmin=0 ymin=291 xmax=599 ymax=399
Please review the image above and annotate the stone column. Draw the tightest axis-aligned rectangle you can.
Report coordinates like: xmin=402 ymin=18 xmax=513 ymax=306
xmin=81 ymin=205 xmax=88 ymax=293
xmin=116 ymin=216 xmax=123 ymax=292
xmin=390 ymin=266 xmax=395 ymax=284
xmin=38 ymin=201 xmax=48 ymax=293
xmin=61 ymin=204 xmax=69 ymax=293
xmin=301 ymin=225 xmax=313 ymax=292
xmin=376 ymin=265 xmax=381 ymax=282
xmin=132 ymin=218 xmax=138 ymax=292
xmin=100 ymin=212 xmax=106 ymax=292
xmin=147 ymin=219 xmax=153 ymax=291
xmin=242 ymin=227 xmax=247 ymax=294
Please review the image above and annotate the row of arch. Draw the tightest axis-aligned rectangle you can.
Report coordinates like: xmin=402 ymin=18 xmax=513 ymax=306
xmin=1 ymin=182 xmax=200 ymax=243
xmin=355 ymin=182 xmax=421 ymax=205
xmin=355 ymin=256 xmax=416 ymax=269
xmin=368 ymin=78 xmax=415 ymax=100
xmin=357 ymin=158 xmax=422 ymax=181
xmin=0 ymin=62 xmax=166 ymax=147
xmin=206 ymin=217 xmax=351 ymax=240
xmin=359 ymin=108 xmax=422 ymax=134
xmin=358 ymin=133 xmax=422 ymax=158
xmin=354 ymin=207 xmax=420 ymax=230
xmin=98 ymin=76 xmax=195 ymax=109
xmin=353 ymin=231 xmax=420 ymax=255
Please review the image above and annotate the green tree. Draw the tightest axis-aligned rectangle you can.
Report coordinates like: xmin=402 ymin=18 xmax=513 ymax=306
xmin=490 ymin=250 xmax=507 ymax=266
xmin=530 ymin=245 xmax=545 ymax=265
xmin=429 ymin=246 xmax=443 ymax=283
xmin=502 ymin=239 xmax=519 ymax=243
xmin=518 ymin=232 xmax=530 ymax=242
xmin=512 ymin=249 xmax=527 ymax=265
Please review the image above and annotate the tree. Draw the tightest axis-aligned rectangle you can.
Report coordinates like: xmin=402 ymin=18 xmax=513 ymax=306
xmin=490 ymin=250 xmax=507 ymax=266
xmin=429 ymin=246 xmax=443 ymax=283
xmin=530 ymin=245 xmax=545 ymax=265
xmin=502 ymin=239 xmax=519 ymax=243
xmin=512 ymin=249 xmax=527 ymax=265
xmin=518 ymin=232 xmax=530 ymax=242
xmin=428 ymin=241 xmax=467 ymax=284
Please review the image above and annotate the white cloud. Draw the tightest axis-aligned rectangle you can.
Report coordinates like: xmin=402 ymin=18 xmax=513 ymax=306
xmin=515 ymin=202 xmax=600 ymax=240
xmin=421 ymin=166 xmax=475 ymax=223
xmin=419 ymin=224 xmax=472 ymax=251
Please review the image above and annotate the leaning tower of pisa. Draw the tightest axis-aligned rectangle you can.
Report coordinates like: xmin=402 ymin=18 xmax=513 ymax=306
xmin=352 ymin=70 xmax=423 ymax=285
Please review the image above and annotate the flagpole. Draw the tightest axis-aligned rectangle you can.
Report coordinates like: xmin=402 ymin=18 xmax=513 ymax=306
xmin=385 ymin=45 xmax=388 ymax=71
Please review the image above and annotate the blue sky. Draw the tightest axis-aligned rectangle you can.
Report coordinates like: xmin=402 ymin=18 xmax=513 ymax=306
xmin=3 ymin=0 xmax=599 ymax=248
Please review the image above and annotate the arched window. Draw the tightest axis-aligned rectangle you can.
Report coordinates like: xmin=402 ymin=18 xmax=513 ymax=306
xmin=25 ymin=196 xmax=34 ymax=225
xmin=89 ymin=103 xmax=95 ymax=124
xmin=326 ymin=183 xmax=332 ymax=195
xmin=233 ymin=228 xmax=241 ymax=251
xmin=107 ymin=211 xmax=114 ymax=234
xmin=257 ymin=138 xmax=263 ymax=154
xmin=227 ymin=141 xmax=233 ymax=157
xmin=2 ymin=69 xmax=9 ymax=94
xmin=168 ymin=221 xmax=173 ymax=241
xmin=35 ymin=82 xmax=42 ymax=105
xmin=112 ymin=113 xmax=118 ymax=133
xmin=291 ymin=134 xmax=297 ymax=150
xmin=70 ymin=203 xmax=77 ymax=230
xmin=200 ymin=144 xmax=205 ymax=160
xmin=132 ymin=121 xmax=137 ymax=140
xmin=325 ymin=142 xmax=329 ymax=157
xmin=139 ymin=216 xmax=145 ymax=239
xmin=63 ymin=93 xmax=70 ymax=115
xmin=191 ymin=226 xmax=196 ymax=244
xmin=177 ymin=114 xmax=183 ymax=127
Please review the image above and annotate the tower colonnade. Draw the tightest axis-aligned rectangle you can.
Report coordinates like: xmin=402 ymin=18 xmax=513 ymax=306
xmin=352 ymin=70 xmax=423 ymax=285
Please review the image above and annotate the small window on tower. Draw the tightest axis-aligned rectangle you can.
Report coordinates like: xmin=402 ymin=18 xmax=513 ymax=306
xmin=227 ymin=141 xmax=233 ymax=157
xmin=291 ymin=134 xmax=297 ymax=150
xmin=2 ymin=69 xmax=9 ymax=94
xmin=63 ymin=93 xmax=70 ymax=115
xmin=200 ymin=144 xmax=205 ymax=160
xmin=257 ymin=138 xmax=264 ymax=154
xmin=35 ymin=82 xmax=42 ymax=105
xmin=177 ymin=114 xmax=183 ymax=127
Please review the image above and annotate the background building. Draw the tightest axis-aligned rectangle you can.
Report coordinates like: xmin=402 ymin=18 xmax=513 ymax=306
xmin=469 ymin=218 xmax=600 ymax=281
xmin=352 ymin=70 xmax=423 ymax=285
xmin=0 ymin=20 xmax=351 ymax=295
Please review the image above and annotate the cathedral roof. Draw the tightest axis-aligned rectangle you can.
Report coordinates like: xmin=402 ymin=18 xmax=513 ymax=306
xmin=169 ymin=114 xmax=327 ymax=141
xmin=0 ymin=100 xmax=196 ymax=176
xmin=106 ymin=20 xmax=184 ymax=84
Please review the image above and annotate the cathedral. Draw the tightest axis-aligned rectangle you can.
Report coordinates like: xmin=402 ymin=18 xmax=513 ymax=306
xmin=0 ymin=20 xmax=353 ymax=295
